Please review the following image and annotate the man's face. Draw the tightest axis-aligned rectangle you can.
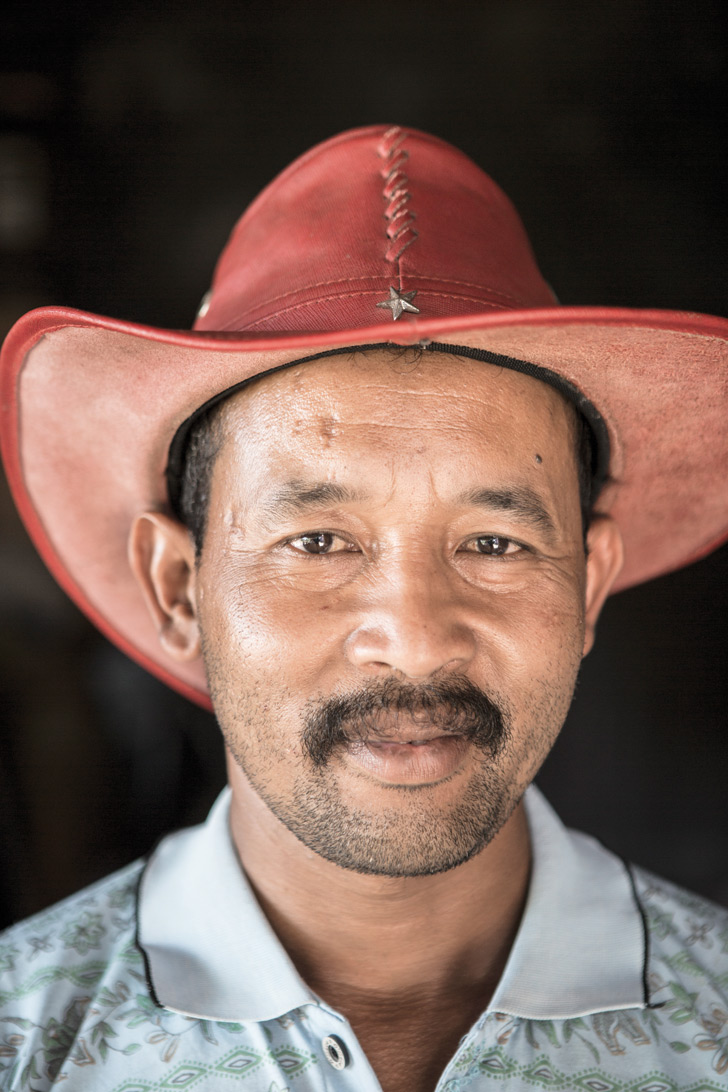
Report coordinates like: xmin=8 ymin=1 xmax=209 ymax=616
xmin=194 ymin=350 xmax=595 ymax=876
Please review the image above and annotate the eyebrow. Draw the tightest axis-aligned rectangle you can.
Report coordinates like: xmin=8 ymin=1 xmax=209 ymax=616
xmin=456 ymin=485 xmax=557 ymax=538
xmin=259 ymin=479 xmax=557 ymax=538
xmin=260 ymin=480 xmax=366 ymax=519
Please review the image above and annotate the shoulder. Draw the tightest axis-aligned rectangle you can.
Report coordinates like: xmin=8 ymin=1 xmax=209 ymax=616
xmin=631 ymin=865 xmax=728 ymax=1060
xmin=0 ymin=860 xmax=146 ymax=1088
xmin=632 ymin=865 xmax=728 ymax=979
xmin=0 ymin=859 xmax=144 ymax=987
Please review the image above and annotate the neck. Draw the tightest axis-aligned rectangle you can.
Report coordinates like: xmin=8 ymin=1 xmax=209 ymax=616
xmin=226 ymin=757 xmax=531 ymax=1009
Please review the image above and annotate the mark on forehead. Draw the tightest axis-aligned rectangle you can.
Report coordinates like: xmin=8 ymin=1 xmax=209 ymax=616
xmin=318 ymin=417 xmax=339 ymax=443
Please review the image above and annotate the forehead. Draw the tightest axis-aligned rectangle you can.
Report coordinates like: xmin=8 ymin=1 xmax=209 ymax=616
xmin=215 ymin=349 xmax=576 ymax=451
xmin=204 ymin=350 xmax=582 ymax=531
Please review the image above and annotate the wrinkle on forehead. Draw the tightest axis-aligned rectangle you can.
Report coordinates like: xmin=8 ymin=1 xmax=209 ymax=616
xmin=207 ymin=350 xmax=581 ymax=537
xmin=217 ymin=350 xmax=575 ymax=440
xmin=213 ymin=352 xmax=578 ymax=492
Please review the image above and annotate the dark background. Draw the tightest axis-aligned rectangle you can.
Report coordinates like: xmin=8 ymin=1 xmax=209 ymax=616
xmin=1 ymin=0 xmax=726 ymax=928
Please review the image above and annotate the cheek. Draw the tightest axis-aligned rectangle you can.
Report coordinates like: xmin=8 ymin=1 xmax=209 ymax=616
xmin=204 ymin=565 xmax=303 ymax=657
xmin=199 ymin=583 xmax=306 ymax=785
xmin=525 ymin=590 xmax=586 ymax=676
xmin=471 ymin=591 xmax=585 ymax=792
xmin=197 ymin=557 xmax=350 ymax=736
xmin=473 ymin=571 xmax=586 ymax=682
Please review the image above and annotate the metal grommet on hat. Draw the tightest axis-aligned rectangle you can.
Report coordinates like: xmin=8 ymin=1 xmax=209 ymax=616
xmin=195 ymin=288 xmax=213 ymax=319
xmin=322 ymin=1034 xmax=350 ymax=1070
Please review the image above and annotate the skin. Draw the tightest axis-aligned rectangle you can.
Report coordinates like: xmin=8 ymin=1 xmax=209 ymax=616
xmin=129 ymin=350 xmax=623 ymax=1092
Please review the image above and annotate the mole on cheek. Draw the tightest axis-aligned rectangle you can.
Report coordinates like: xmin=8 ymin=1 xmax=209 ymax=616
xmin=534 ymin=453 xmax=543 ymax=465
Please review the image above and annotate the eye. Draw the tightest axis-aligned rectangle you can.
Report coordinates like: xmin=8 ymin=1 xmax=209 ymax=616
xmin=461 ymin=534 xmax=522 ymax=557
xmin=287 ymin=532 xmax=354 ymax=555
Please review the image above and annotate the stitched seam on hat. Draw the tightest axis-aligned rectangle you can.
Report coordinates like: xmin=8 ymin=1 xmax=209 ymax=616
xmin=405 ymin=280 xmax=523 ymax=305
xmin=235 ymin=290 xmax=517 ymax=331
xmin=215 ymin=276 xmax=524 ymax=321
xmin=378 ymin=127 xmax=418 ymax=282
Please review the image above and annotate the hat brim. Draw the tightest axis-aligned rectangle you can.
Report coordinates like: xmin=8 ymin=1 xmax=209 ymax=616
xmin=2 ymin=303 xmax=727 ymax=709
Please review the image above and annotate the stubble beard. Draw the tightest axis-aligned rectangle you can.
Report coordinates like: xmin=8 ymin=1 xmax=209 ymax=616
xmin=205 ymin=647 xmax=566 ymax=877
xmin=275 ymin=754 xmax=518 ymax=877
xmin=286 ymin=676 xmax=517 ymax=876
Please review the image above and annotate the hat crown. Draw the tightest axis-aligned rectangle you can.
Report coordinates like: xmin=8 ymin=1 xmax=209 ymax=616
xmin=194 ymin=125 xmax=556 ymax=334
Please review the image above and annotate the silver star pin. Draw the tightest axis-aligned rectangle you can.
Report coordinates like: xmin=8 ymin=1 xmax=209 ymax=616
xmin=376 ymin=286 xmax=420 ymax=320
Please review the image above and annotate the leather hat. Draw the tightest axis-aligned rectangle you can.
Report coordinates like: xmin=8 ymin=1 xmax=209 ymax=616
xmin=2 ymin=124 xmax=727 ymax=708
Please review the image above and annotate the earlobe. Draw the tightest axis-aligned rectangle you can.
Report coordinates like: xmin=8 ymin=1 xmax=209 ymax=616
xmin=128 ymin=512 xmax=201 ymax=662
xmin=582 ymin=516 xmax=624 ymax=656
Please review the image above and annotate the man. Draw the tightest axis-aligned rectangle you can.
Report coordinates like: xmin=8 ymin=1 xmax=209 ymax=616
xmin=0 ymin=125 xmax=726 ymax=1092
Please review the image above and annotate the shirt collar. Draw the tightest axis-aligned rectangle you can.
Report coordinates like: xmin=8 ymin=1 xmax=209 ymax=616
xmin=138 ymin=784 xmax=646 ymax=1023
xmin=138 ymin=789 xmax=316 ymax=1022
xmin=489 ymin=786 xmax=646 ymax=1019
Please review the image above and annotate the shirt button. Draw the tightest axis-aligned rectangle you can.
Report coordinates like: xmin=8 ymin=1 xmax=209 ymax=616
xmin=322 ymin=1034 xmax=350 ymax=1070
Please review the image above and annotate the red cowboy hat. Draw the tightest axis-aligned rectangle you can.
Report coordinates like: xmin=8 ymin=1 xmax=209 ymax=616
xmin=2 ymin=124 xmax=727 ymax=710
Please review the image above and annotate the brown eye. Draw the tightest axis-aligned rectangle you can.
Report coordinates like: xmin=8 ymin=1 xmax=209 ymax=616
xmin=474 ymin=535 xmax=511 ymax=555
xmin=298 ymin=532 xmax=335 ymax=554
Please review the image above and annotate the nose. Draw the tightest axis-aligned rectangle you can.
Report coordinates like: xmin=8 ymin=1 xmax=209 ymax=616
xmin=344 ymin=550 xmax=477 ymax=680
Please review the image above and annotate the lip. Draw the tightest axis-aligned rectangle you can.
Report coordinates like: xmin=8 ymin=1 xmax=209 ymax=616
xmin=344 ymin=735 xmax=469 ymax=784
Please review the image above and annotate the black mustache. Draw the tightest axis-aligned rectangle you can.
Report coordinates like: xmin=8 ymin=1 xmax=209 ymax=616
xmin=301 ymin=677 xmax=509 ymax=767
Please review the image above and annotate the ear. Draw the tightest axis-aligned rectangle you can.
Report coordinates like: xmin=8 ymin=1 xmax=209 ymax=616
xmin=128 ymin=511 xmax=201 ymax=662
xmin=583 ymin=515 xmax=624 ymax=656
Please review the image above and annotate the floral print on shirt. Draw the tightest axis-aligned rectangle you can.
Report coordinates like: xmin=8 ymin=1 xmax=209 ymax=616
xmin=1 ymin=859 xmax=727 ymax=1090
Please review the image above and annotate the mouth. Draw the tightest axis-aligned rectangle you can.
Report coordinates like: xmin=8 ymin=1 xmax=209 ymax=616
xmin=344 ymin=733 xmax=469 ymax=785
xmin=372 ymin=739 xmax=442 ymax=746
xmin=301 ymin=676 xmax=507 ymax=771
xmin=364 ymin=733 xmax=452 ymax=748
xmin=349 ymin=709 xmax=463 ymax=744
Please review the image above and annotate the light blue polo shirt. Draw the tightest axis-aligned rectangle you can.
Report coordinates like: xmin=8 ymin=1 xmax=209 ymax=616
xmin=1 ymin=786 xmax=727 ymax=1091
